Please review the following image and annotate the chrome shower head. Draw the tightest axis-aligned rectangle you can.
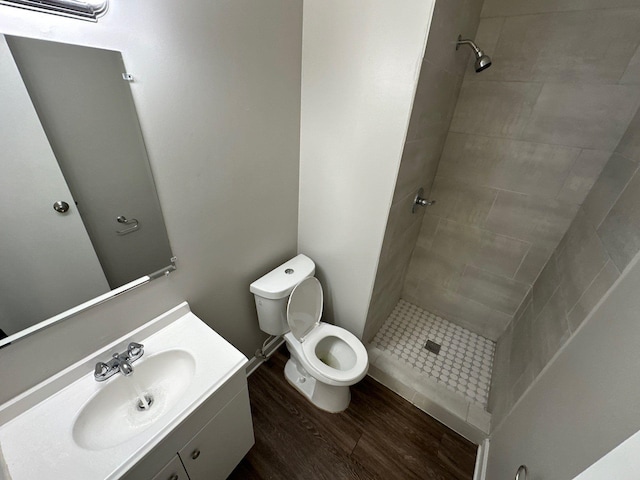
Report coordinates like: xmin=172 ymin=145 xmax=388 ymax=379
xmin=456 ymin=35 xmax=492 ymax=73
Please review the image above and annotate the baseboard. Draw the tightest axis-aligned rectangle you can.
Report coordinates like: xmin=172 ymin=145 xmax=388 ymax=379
xmin=245 ymin=336 xmax=285 ymax=376
xmin=473 ymin=439 xmax=490 ymax=480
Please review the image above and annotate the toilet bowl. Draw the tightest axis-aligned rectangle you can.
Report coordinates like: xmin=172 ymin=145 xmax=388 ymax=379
xmin=250 ymin=254 xmax=369 ymax=412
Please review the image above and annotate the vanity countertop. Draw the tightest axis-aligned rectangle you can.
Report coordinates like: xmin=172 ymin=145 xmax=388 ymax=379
xmin=0 ymin=302 xmax=248 ymax=480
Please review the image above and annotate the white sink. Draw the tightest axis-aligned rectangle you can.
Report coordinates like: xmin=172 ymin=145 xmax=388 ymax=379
xmin=73 ymin=349 xmax=196 ymax=450
xmin=0 ymin=303 xmax=248 ymax=480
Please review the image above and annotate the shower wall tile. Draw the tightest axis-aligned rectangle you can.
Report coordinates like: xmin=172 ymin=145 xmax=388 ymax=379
xmin=556 ymin=208 xmax=609 ymax=310
xmin=406 ymin=62 xmax=462 ymax=142
xmin=478 ymin=9 xmax=640 ymax=85
xmin=488 ymin=321 xmax=513 ymax=424
xmin=567 ymin=260 xmax=620 ymax=333
xmin=403 ymin=283 xmax=510 ymax=340
xmin=428 ymin=176 xmax=498 ymax=226
xmin=522 ymin=83 xmax=640 ymax=151
xmin=615 ymin=106 xmax=640 ymax=162
xmin=405 ymin=248 xmax=465 ymax=292
xmin=429 ymin=219 xmax=530 ymax=278
xmin=484 ymin=191 xmax=578 ymax=249
xmin=508 ymin=301 xmax=533 ymax=387
xmin=481 ymin=0 xmax=640 ymax=19
xmin=531 ymin=287 xmax=570 ymax=376
xmin=531 ymin=252 xmax=559 ymax=319
xmin=582 ymin=154 xmax=639 ymax=229
xmin=393 ymin=136 xmax=443 ymax=204
xmin=513 ymin=244 xmax=553 ymax=285
xmin=457 ymin=265 xmax=530 ymax=315
xmin=556 ymin=149 xmax=610 ymax=205
xmin=414 ymin=214 xmax=440 ymax=250
xmin=438 ymin=133 xmax=581 ymax=197
xmin=620 ymin=44 xmax=640 ymax=85
xmin=598 ymin=171 xmax=640 ymax=272
xmin=450 ymin=80 xmax=542 ymax=138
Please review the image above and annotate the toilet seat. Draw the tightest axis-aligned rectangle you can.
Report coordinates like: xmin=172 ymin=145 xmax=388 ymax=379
xmin=301 ymin=323 xmax=368 ymax=384
xmin=286 ymin=277 xmax=368 ymax=386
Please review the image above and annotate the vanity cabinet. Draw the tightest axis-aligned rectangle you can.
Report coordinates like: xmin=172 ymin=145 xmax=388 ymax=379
xmin=152 ymin=456 xmax=188 ymax=480
xmin=123 ymin=369 xmax=254 ymax=480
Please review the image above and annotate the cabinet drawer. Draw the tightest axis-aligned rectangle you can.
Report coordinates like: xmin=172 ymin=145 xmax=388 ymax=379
xmin=179 ymin=386 xmax=254 ymax=480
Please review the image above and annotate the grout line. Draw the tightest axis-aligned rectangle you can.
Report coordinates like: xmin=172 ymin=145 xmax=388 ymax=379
xmin=565 ymin=257 xmax=613 ymax=334
xmin=595 ymin=162 xmax=640 ymax=230
xmin=511 ymin=241 xmax=533 ymax=281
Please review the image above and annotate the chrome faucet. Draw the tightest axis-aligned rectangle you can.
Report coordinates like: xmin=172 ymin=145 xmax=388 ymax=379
xmin=94 ymin=342 xmax=144 ymax=382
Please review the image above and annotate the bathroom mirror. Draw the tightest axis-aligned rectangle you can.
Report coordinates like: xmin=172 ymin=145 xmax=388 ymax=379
xmin=0 ymin=35 xmax=174 ymax=348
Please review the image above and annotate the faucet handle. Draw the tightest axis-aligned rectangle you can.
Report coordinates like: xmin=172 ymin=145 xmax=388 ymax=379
xmin=94 ymin=362 xmax=111 ymax=381
xmin=128 ymin=342 xmax=144 ymax=359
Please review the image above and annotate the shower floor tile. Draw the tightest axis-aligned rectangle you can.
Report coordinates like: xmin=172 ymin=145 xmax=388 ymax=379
xmin=370 ymin=299 xmax=495 ymax=408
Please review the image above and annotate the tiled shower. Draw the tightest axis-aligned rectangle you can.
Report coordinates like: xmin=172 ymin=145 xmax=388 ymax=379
xmin=364 ymin=0 xmax=640 ymax=436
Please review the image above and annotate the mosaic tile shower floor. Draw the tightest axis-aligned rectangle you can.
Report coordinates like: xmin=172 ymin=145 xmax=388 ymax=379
xmin=370 ymin=299 xmax=495 ymax=407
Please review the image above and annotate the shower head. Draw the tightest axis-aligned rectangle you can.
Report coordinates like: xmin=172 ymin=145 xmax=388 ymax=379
xmin=456 ymin=35 xmax=492 ymax=73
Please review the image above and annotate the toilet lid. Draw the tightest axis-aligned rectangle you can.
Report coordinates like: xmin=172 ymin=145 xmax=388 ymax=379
xmin=286 ymin=276 xmax=323 ymax=341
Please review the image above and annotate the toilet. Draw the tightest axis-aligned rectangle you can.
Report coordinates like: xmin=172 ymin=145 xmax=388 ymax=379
xmin=250 ymin=254 xmax=369 ymax=412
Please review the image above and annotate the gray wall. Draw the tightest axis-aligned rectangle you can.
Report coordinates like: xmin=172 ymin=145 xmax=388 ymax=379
xmin=363 ymin=0 xmax=484 ymax=342
xmin=489 ymin=103 xmax=640 ymax=426
xmin=0 ymin=0 xmax=302 ymax=400
xmin=402 ymin=0 xmax=640 ymax=340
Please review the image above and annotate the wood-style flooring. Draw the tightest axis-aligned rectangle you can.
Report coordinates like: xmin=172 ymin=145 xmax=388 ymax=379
xmin=228 ymin=348 xmax=477 ymax=480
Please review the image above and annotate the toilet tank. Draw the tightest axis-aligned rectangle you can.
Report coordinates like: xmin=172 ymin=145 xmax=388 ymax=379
xmin=250 ymin=254 xmax=316 ymax=335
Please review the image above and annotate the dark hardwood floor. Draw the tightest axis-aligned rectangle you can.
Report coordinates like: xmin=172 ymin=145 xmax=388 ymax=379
xmin=228 ymin=348 xmax=477 ymax=480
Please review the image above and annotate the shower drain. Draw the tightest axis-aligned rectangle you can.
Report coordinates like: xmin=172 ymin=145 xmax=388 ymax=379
xmin=424 ymin=340 xmax=441 ymax=355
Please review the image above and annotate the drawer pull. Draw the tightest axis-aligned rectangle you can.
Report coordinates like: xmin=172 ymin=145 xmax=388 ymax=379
xmin=191 ymin=449 xmax=201 ymax=460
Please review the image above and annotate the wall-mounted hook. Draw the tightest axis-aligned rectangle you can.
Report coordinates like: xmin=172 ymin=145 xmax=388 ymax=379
xmin=412 ymin=187 xmax=436 ymax=213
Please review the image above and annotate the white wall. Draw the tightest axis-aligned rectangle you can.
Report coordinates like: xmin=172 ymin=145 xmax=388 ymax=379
xmin=0 ymin=0 xmax=302 ymax=399
xmin=298 ymin=0 xmax=434 ymax=337
xmin=487 ymin=251 xmax=640 ymax=479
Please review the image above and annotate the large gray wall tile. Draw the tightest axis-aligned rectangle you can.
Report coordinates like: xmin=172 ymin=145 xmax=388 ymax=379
xmin=481 ymin=0 xmax=640 ymax=19
xmin=430 ymin=219 xmax=530 ymax=278
xmin=582 ymin=154 xmax=639 ymax=229
xmin=514 ymin=244 xmax=553 ymax=285
xmin=598 ymin=170 xmax=640 ymax=272
xmin=393 ymin=135 xmax=444 ymax=204
xmin=480 ymin=9 xmax=640 ymax=85
xmin=438 ymin=133 xmax=580 ymax=197
xmin=404 ymin=247 xmax=466 ymax=293
xmin=567 ymin=260 xmax=620 ymax=333
xmin=485 ymin=191 xmax=578 ymax=248
xmin=620 ymin=43 xmax=640 ymax=85
xmin=556 ymin=208 xmax=609 ymax=310
xmin=522 ymin=83 xmax=640 ymax=151
xmin=556 ymin=149 xmax=610 ymax=205
xmin=616 ymin=107 xmax=640 ymax=163
xmin=458 ymin=265 xmax=530 ymax=314
xmin=403 ymin=282 xmax=511 ymax=340
xmin=531 ymin=287 xmax=570 ymax=376
xmin=406 ymin=61 xmax=463 ymax=142
xmin=509 ymin=302 xmax=533 ymax=386
xmin=488 ymin=321 xmax=513 ymax=421
xmin=450 ymin=80 xmax=542 ymax=138
xmin=531 ymin=252 xmax=559 ymax=318
xmin=428 ymin=176 xmax=498 ymax=226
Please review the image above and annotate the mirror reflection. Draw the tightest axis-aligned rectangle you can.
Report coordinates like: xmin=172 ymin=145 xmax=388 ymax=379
xmin=0 ymin=35 xmax=174 ymax=345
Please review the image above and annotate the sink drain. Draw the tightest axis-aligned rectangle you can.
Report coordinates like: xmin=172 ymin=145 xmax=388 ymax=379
xmin=136 ymin=394 xmax=154 ymax=411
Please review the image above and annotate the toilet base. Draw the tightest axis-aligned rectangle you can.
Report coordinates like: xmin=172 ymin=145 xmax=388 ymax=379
xmin=284 ymin=355 xmax=351 ymax=413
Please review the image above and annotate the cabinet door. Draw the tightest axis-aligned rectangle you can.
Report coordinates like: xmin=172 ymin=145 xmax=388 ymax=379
xmin=179 ymin=387 xmax=254 ymax=480
xmin=151 ymin=455 xmax=190 ymax=480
